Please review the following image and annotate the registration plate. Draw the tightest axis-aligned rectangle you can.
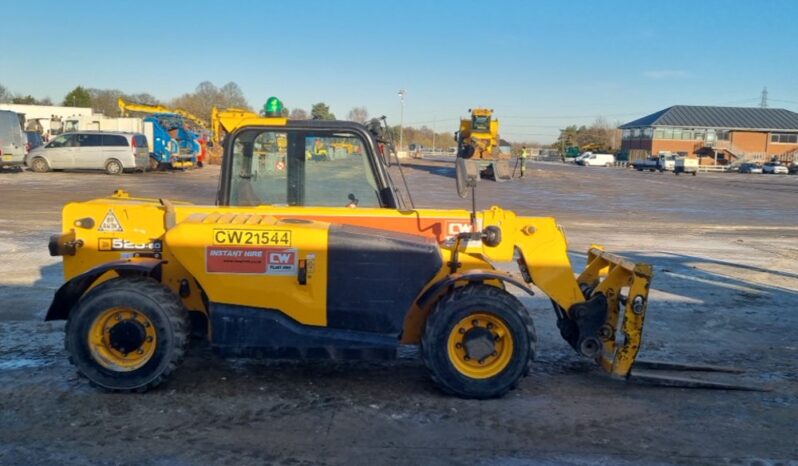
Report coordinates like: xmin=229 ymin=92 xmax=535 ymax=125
xmin=213 ymin=228 xmax=292 ymax=246
xmin=1 ymin=155 xmax=12 ymax=161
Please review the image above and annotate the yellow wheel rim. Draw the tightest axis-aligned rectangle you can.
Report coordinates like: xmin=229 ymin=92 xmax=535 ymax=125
xmin=447 ymin=313 xmax=515 ymax=379
xmin=87 ymin=307 xmax=157 ymax=372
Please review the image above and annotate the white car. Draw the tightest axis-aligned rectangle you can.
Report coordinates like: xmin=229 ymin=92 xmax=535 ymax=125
xmin=26 ymin=131 xmax=150 ymax=175
xmin=762 ymin=162 xmax=788 ymax=174
xmin=578 ymin=153 xmax=615 ymax=167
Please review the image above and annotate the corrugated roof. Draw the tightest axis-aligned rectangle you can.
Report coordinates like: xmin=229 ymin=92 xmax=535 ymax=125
xmin=619 ymin=105 xmax=798 ymax=131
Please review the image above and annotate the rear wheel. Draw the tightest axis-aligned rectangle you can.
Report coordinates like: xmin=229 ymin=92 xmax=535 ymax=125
xmin=148 ymin=157 xmax=160 ymax=171
xmin=65 ymin=276 xmax=190 ymax=392
xmin=30 ymin=157 xmax=49 ymax=173
xmin=422 ymin=284 xmax=536 ymax=399
xmin=105 ymin=159 xmax=123 ymax=175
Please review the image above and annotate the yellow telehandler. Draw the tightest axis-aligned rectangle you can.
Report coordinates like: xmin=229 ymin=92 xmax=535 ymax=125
xmin=455 ymin=108 xmax=512 ymax=181
xmin=46 ymin=102 xmax=748 ymax=398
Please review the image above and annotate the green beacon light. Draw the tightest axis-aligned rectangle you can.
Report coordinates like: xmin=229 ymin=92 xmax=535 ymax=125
xmin=264 ymin=97 xmax=284 ymax=117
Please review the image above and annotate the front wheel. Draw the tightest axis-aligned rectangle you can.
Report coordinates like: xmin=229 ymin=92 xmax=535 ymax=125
xmin=422 ymin=284 xmax=536 ymax=399
xmin=65 ymin=276 xmax=190 ymax=392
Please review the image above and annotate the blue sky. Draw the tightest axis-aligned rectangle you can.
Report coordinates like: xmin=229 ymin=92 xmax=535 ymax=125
xmin=2 ymin=0 xmax=797 ymax=143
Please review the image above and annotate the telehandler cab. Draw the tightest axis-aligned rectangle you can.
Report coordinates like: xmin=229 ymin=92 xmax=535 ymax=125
xmin=47 ymin=105 xmax=725 ymax=398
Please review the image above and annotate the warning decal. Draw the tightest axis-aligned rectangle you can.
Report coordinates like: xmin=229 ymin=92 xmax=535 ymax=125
xmin=207 ymin=246 xmax=297 ymax=275
xmin=98 ymin=209 xmax=124 ymax=232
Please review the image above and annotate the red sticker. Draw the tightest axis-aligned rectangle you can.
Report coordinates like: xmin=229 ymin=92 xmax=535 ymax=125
xmin=206 ymin=246 xmax=297 ymax=274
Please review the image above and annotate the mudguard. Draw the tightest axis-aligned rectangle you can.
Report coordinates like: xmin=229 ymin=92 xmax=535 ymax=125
xmin=44 ymin=258 xmax=163 ymax=321
xmin=416 ymin=269 xmax=535 ymax=311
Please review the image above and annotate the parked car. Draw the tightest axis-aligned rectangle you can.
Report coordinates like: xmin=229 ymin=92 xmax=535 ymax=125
xmin=762 ymin=162 xmax=789 ymax=174
xmin=738 ymin=163 xmax=763 ymax=174
xmin=577 ymin=153 xmax=615 ymax=167
xmin=789 ymin=162 xmax=798 ymax=175
xmin=0 ymin=110 xmax=28 ymax=170
xmin=25 ymin=131 xmax=44 ymax=151
xmin=26 ymin=131 xmax=150 ymax=175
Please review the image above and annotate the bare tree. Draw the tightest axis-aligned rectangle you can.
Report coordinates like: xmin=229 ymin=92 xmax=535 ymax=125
xmin=0 ymin=84 xmax=12 ymax=103
xmin=171 ymin=81 xmax=251 ymax=122
xmin=290 ymin=108 xmax=308 ymax=120
xmin=347 ymin=106 xmax=369 ymax=123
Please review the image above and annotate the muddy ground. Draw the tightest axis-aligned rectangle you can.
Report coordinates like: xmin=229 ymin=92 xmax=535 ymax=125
xmin=0 ymin=161 xmax=796 ymax=465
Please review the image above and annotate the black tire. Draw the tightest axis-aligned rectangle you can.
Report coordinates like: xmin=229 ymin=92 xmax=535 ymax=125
xmin=105 ymin=159 xmax=123 ymax=175
xmin=148 ymin=157 xmax=160 ymax=171
xmin=65 ymin=276 xmax=190 ymax=392
xmin=421 ymin=284 xmax=536 ymax=399
xmin=30 ymin=157 xmax=50 ymax=173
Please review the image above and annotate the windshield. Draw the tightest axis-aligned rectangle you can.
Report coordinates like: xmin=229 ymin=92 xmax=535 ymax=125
xmin=472 ymin=115 xmax=491 ymax=132
xmin=229 ymin=129 xmax=381 ymax=208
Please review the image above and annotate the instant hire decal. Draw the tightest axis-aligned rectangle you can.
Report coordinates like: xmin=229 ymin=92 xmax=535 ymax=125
xmin=206 ymin=247 xmax=297 ymax=275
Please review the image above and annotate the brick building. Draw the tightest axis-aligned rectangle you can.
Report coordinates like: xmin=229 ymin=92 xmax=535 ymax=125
xmin=619 ymin=105 xmax=798 ymax=165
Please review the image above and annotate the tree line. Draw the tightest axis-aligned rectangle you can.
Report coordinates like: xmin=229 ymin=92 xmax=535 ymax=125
xmin=3 ymin=81 xmax=554 ymax=149
xmin=554 ymin=117 xmax=622 ymax=153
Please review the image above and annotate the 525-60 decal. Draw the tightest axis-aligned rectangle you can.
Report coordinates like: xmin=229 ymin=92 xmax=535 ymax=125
xmin=213 ymin=229 xmax=292 ymax=246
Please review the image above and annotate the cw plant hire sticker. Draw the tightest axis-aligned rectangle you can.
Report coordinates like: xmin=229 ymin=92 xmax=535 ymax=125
xmin=97 ymin=209 xmax=124 ymax=232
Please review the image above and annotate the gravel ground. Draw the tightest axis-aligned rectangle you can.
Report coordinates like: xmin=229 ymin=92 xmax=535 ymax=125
xmin=0 ymin=161 xmax=796 ymax=465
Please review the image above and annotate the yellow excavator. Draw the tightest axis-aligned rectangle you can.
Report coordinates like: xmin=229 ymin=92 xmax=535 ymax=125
xmin=118 ymin=97 xmax=208 ymax=129
xmin=455 ymin=108 xmax=511 ymax=181
xmin=46 ymin=99 xmax=755 ymax=398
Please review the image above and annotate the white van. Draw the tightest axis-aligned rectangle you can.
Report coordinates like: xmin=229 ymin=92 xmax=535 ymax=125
xmin=578 ymin=153 xmax=615 ymax=167
xmin=26 ymin=131 xmax=149 ymax=175
xmin=0 ymin=110 xmax=28 ymax=169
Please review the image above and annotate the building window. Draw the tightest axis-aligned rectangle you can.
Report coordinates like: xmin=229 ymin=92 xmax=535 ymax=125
xmin=622 ymin=129 xmax=632 ymax=140
xmin=770 ymin=133 xmax=798 ymax=144
xmin=717 ymin=130 xmax=730 ymax=141
xmin=643 ymin=128 xmax=653 ymax=138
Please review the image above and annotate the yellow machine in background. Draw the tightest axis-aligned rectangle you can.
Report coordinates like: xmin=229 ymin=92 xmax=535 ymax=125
xmin=117 ymin=97 xmax=208 ymax=128
xmin=46 ymin=99 xmax=739 ymax=399
xmin=211 ymin=106 xmax=260 ymax=146
xmin=456 ymin=108 xmax=511 ymax=181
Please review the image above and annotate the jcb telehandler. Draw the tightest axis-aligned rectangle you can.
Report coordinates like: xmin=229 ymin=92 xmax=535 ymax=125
xmin=455 ymin=108 xmax=512 ymax=181
xmin=47 ymin=104 xmax=714 ymax=398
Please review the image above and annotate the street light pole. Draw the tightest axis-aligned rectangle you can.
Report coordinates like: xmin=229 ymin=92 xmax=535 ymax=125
xmin=398 ymin=89 xmax=406 ymax=153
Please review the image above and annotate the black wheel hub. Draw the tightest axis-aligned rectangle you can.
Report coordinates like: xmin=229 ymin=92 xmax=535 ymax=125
xmin=109 ymin=320 xmax=147 ymax=354
xmin=462 ymin=327 xmax=496 ymax=361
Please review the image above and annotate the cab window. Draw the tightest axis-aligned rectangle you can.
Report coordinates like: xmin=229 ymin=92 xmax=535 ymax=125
xmin=229 ymin=129 xmax=380 ymax=208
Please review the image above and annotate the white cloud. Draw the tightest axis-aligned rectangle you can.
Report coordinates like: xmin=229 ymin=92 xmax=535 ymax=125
xmin=643 ymin=69 xmax=690 ymax=79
